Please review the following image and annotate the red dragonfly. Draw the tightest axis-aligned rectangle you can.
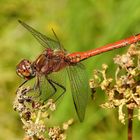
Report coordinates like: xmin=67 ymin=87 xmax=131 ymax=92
xmin=16 ymin=20 xmax=140 ymax=121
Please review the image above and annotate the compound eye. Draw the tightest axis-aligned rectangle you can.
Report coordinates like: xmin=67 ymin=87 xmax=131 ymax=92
xmin=16 ymin=59 xmax=35 ymax=79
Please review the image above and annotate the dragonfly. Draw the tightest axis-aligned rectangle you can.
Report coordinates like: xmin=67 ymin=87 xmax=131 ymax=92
xmin=16 ymin=20 xmax=140 ymax=122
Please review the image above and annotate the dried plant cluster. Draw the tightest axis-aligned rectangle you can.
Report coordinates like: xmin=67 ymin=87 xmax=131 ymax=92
xmin=13 ymin=86 xmax=73 ymax=140
xmin=90 ymin=44 xmax=140 ymax=124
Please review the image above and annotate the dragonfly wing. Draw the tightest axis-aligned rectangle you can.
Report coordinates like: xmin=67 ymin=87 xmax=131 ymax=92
xmin=47 ymin=69 xmax=66 ymax=100
xmin=18 ymin=20 xmax=61 ymax=49
xmin=66 ymin=63 xmax=89 ymax=122
xmin=38 ymin=75 xmax=56 ymax=101
xmin=37 ymin=68 xmax=66 ymax=102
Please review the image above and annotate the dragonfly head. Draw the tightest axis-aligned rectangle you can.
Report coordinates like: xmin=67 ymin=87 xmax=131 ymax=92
xmin=16 ymin=59 xmax=36 ymax=80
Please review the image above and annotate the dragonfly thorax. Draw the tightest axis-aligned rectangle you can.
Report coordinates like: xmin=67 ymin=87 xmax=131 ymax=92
xmin=16 ymin=59 xmax=36 ymax=80
xmin=34 ymin=49 xmax=68 ymax=75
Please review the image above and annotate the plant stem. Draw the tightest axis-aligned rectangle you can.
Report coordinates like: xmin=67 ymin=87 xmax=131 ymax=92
xmin=128 ymin=108 xmax=133 ymax=140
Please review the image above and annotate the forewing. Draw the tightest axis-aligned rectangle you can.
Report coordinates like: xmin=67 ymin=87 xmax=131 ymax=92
xmin=67 ymin=63 xmax=89 ymax=122
xmin=18 ymin=20 xmax=61 ymax=49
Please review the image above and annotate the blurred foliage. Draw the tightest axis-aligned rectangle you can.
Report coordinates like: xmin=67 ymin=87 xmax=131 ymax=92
xmin=1 ymin=0 xmax=140 ymax=140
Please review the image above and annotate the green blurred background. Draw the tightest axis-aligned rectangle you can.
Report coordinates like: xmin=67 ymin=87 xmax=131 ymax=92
xmin=1 ymin=0 xmax=140 ymax=140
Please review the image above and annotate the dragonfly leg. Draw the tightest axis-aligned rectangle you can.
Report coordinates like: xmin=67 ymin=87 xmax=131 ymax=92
xmin=18 ymin=80 xmax=28 ymax=88
xmin=49 ymin=79 xmax=66 ymax=102
xmin=43 ymin=78 xmax=57 ymax=102
xmin=16 ymin=80 xmax=29 ymax=94
xmin=32 ymin=76 xmax=42 ymax=98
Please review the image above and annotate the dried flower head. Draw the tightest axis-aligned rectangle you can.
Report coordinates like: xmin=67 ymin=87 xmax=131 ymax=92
xmin=90 ymin=44 xmax=140 ymax=124
xmin=48 ymin=119 xmax=74 ymax=140
xmin=13 ymin=85 xmax=73 ymax=139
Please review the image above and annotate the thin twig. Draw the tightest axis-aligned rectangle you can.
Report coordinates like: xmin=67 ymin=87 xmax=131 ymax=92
xmin=128 ymin=108 xmax=133 ymax=140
